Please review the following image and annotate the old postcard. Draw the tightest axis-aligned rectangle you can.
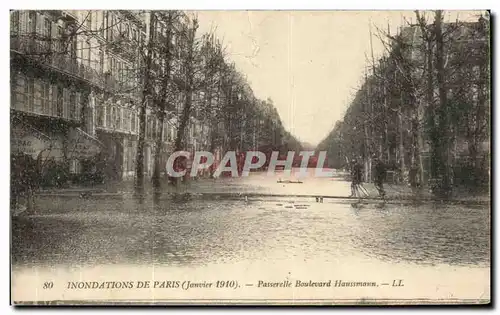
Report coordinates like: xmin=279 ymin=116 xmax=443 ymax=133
xmin=10 ymin=10 xmax=490 ymax=305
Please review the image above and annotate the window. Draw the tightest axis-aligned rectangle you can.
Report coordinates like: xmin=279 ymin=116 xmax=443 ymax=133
xmin=104 ymin=55 xmax=111 ymax=73
xmin=53 ymin=25 xmax=63 ymax=52
xmin=77 ymin=39 xmax=83 ymax=62
xmin=41 ymin=82 xmax=50 ymax=115
xmin=69 ymin=35 xmax=77 ymax=59
xmin=163 ymin=121 xmax=167 ymax=141
xmin=106 ymin=104 xmax=112 ymax=128
xmin=70 ymin=159 xmax=81 ymax=174
xmin=128 ymin=110 xmax=133 ymax=132
xmin=124 ymin=109 xmax=131 ymax=132
xmin=117 ymin=107 xmax=123 ymax=130
xmin=109 ymin=57 xmax=115 ymax=75
xmin=28 ymin=12 xmax=35 ymax=33
xmin=98 ymin=48 xmax=104 ymax=74
xmin=117 ymin=61 xmax=123 ymax=83
xmin=35 ymin=13 xmax=42 ymax=35
xmin=118 ymin=17 xmax=123 ymax=36
xmin=100 ymin=11 xmax=105 ymax=37
xmin=62 ymin=88 xmax=70 ymax=119
xmin=33 ymin=79 xmax=43 ymax=114
xmin=170 ymin=126 xmax=175 ymax=142
xmin=74 ymin=92 xmax=81 ymax=121
xmin=152 ymin=118 xmax=157 ymax=139
xmin=69 ymin=91 xmax=76 ymax=120
xmin=50 ymin=21 xmax=58 ymax=51
xmin=123 ymin=64 xmax=129 ymax=85
xmin=125 ymin=24 xmax=131 ymax=39
xmin=86 ymin=11 xmax=92 ymax=29
xmin=18 ymin=11 xmax=27 ymax=34
xmin=111 ymin=106 xmax=117 ymax=129
xmin=92 ymin=11 xmax=98 ymax=31
xmin=84 ymin=40 xmax=91 ymax=67
xmin=43 ymin=17 xmax=51 ymax=38
xmin=10 ymin=11 xmax=20 ymax=35
xmin=127 ymin=140 xmax=135 ymax=171
xmin=147 ymin=115 xmax=153 ymax=139
xmin=50 ymin=84 xmax=58 ymax=116
xmin=88 ymin=39 xmax=100 ymax=71
xmin=107 ymin=14 xmax=114 ymax=41
xmin=131 ymin=111 xmax=136 ymax=132
xmin=12 ymin=73 xmax=24 ymax=111
xmin=96 ymin=105 xmax=104 ymax=127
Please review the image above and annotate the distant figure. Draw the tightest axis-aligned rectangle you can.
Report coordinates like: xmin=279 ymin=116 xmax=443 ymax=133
xmin=350 ymin=158 xmax=363 ymax=198
xmin=409 ymin=164 xmax=421 ymax=194
xmin=373 ymin=156 xmax=387 ymax=198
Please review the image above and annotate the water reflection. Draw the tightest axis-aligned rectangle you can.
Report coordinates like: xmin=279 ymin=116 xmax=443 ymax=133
xmin=351 ymin=203 xmax=490 ymax=267
xmin=12 ymin=197 xmax=490 ymax=270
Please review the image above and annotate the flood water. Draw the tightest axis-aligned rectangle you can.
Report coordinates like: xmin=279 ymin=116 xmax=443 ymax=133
xmin=12 ymin=197 xmax=490 ymax=268
xmin=11 ymin=172 xmax=491 ymax=302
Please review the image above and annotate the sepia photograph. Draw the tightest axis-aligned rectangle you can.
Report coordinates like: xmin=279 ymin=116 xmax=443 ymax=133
xmin=9 ymin=8 xmax=491 ymax=305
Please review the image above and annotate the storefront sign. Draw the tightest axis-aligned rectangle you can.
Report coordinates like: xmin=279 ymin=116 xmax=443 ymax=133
xmin=67 ymin=128 xmax=102 ymax=159
xmin=11 ymin=124 xmax=53 ymax=159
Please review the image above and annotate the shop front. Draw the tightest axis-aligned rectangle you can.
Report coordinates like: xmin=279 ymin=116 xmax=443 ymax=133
xmin=66 ymin=127 xmax=104 ymax=184
xmin=11 ymin=121 xmax=65 ymax=188
xmin=11 ymin=121 xmax=104 ymax=188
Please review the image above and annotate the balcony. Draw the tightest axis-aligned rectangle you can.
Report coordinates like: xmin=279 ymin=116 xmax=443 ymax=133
xmin=95 ymin=104 xmax=139 ymax=136
xmin=60 ymin=10 xmax=79 ymax=22
xmin=103 ymin=72 xmax=141 ymax=99
xmin=97 ymin=122 xmax=138 ymax=136
xmin=11 ymin=36 xmax=105 ymax=87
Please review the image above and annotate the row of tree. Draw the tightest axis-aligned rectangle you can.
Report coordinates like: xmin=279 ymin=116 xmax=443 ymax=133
xmin=10 ymin=10 xmax=302 ymax=190
xmin=123 ymin=11 xmax=302 ymax=189
xmin=318 ymin=11 xmax=490 ymax=195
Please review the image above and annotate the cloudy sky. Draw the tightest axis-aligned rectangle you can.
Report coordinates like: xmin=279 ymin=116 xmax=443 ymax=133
xmin=196 ymin=10 xmax=483 ymax=145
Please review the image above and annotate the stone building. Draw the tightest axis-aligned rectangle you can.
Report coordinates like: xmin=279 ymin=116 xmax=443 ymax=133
xmin=10 ymin=10 xmax=199 ymax=185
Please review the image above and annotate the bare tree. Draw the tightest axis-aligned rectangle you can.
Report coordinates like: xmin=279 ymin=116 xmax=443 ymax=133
xmin=135 ymin=11 xmax=156 ymax=190
xmin=151 ymin=11 xmax=183 ymax=188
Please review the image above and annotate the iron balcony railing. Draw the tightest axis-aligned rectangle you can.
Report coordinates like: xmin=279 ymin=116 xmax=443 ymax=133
xmin=11 ymin=36 xmax=106 ymax=88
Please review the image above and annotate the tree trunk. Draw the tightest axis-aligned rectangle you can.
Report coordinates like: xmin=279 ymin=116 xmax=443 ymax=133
xmin=173 ymin=89 xmax=192 ymax=185
xmin=152 ymin=12 xmax=174 ymax=189
xmin=364 ymin=71 xmax=371 ymax=183
xmin=423 ymin=28 xmax=440 ymax=190
xmin=135 ymin=12 xmax=156 ymax=191
xmin=383 ymin=77 xmax=390 ymax=162
xmin=417 ymin=98 xmax=425 ymax=187
xmin=435 ymin=10 xmax=452 ymax=195
xmin=172 ymin=22 xmax=196 ymax=185
xmin=398 ymin=87 xmax=406 ymax=184
xmin=152 ymin=110 xmax=165 ymax=188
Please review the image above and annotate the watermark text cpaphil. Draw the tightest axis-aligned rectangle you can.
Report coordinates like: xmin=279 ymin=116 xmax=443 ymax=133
xmin=165 ymin=151 xmax=333 ymax=178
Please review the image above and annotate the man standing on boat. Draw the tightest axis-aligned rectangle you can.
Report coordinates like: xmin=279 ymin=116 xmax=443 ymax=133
xmin=373 ymin=155 xmax=387 ymax=198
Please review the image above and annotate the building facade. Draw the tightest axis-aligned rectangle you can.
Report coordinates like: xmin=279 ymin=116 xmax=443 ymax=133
xmin=10 ymin=10 xmax=204 ymax=185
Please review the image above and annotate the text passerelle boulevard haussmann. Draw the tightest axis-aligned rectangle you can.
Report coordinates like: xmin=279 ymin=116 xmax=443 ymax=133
xmin=257 ymin=280 xmax=377 ymax=288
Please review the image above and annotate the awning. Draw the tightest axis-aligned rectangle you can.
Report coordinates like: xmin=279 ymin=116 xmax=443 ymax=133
xmin=67 ymin=128 xmax=104 ymax=160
